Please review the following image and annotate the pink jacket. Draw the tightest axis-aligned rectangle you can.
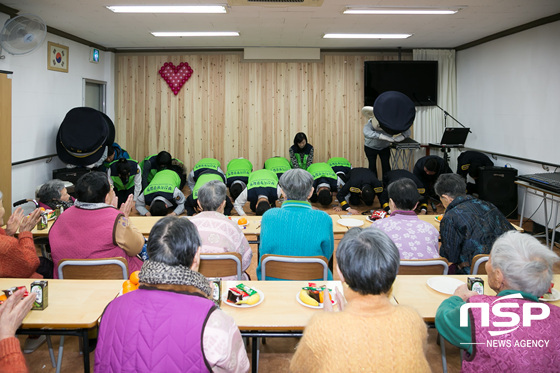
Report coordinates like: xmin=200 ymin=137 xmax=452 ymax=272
xmin=49 ymin=205 xmax=142 ymax=278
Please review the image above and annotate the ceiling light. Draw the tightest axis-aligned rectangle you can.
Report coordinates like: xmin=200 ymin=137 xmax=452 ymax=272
xmin=152 ymin=32 xmax=239 ymax=37
xmin=107 ymin=6 xmax=227 ymax=14
xmin=344 ymin=8 xmax=458 ymax=15
xmin=323 ymin=34 xmax=411 ymax=39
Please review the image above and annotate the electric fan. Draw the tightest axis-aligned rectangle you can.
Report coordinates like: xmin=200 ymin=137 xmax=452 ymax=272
xmin=0 ymin=14 xmax=47 ymax=58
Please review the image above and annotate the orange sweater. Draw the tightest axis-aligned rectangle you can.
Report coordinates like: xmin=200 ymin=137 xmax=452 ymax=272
xmin=290 ymin=290 xmax=430 ymax=373
xmin=0 ymin=337 xmax=28 ymax=373
xmin=0 ymin=228 xmax=41 ymax=278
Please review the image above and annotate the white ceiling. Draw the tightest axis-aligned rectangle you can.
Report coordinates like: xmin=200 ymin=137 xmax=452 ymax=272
xmin=2 ymin=0 xmax=560 ymax=51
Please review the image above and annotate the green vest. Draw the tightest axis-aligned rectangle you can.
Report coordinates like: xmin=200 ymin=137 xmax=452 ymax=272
xmin=328 ymin=157 xmax=352 ymax=169
xmin=140 ymin=154 xmax=158 ymax=182
xmin=194 ymin=158 xmax=220 ymax=172
xmin=247 ymin=169 xmax=279 ymax=190
xmin=226 ymin=159 xmax=253 ymax=179
xmin=192 ymin=173 xmax=224 ymax=199
xmin=264 ymin=157 xmax=291 ymax=174
xmin=295 ymin=153 xmax=309 ymax=170
xmin=109 ymin=159 xmax=138 ymax=191
xmin=307 ymin=163 xmax=337 ymax=181
xmin=144 ymin=169 xmax=181 ymax=196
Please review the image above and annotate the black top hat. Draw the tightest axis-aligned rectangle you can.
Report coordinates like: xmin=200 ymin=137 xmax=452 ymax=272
xmin=56 ymin=107 xmax=115 ymax=166
xmin=373 ymin=91 xmax=416 ymax=135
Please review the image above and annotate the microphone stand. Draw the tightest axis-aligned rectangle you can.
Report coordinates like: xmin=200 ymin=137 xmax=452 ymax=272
xmin=427 ymin=98 xmax=471 ymax=166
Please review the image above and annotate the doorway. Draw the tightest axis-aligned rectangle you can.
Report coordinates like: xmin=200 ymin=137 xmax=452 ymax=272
xmin=83 ymin=79 xmax=106 ymax=112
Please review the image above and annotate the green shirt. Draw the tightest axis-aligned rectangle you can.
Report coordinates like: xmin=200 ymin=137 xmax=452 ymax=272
xmin=435 ymin=289 xmax=539 ymax=354
xmin=194 ymin=158 xmax=221 ymax=172
xmin=247 ymin=169 xmax=278 ymax=190
xmin=192 ymin=173 xmax=224 ymax=199
xmin=264 ymin=157 xmax=291 ymax=174
xmin=328 ymin=157 xmax=351 ymax=169
xmin=226 ymin=158 xmax=253 ymax=179
xmin=144 ymin=169 xmax=181 ymax=196
xmin=307 ymin=162 xmax=337 ymax=181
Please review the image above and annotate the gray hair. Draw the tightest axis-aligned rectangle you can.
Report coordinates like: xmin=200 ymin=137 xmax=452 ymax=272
xmin=197 ymin=180 xmax=226 ymax=211
xmin=36 ymin=179 xmax=66 ymax=203
xmin=491 ymin=231 xmax=559 ymax=297
xmin=434 ymin=173 xmax=466 ymax=199
xmin=336 ymin=227 xmax=400 ymax=295
xmin=279 ymin=169 xmax=313 ymax=201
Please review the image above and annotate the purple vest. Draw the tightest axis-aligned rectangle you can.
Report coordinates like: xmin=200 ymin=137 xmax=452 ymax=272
xmin=49 ymin=205 xmax=142 ymax=278
xmin=95 ymin=288 xmax=216 ymax=373
xmin=463 ymin=294 xmax=560 ymax=373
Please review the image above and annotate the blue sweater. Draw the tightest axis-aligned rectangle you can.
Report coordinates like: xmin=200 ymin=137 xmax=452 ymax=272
xmin=257 ymin=200 xmax=334 ymax=280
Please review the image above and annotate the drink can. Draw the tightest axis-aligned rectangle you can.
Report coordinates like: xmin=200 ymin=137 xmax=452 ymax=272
xmin=37 ymin=213 xmax=48 ymax=230
xmin=468 ymin=277 xmax=484 ymax=295
xmin=207 ymin=278 xmax=221 ymax=307
xmin=55 ymin=204 xmax=63 ymax=218
xmin=30 ymin=281 xmax=48 ymax=310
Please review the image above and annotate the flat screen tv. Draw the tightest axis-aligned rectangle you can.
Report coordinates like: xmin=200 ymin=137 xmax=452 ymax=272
xmin=364 ymin=61 xmax=438 ymax=106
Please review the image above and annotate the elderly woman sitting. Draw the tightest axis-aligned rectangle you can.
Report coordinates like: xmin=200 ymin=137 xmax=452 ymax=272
xmin=436 ymin=231 xmax=560 ymax=371
xmin=290 ymin=227 xmax=430 ymax=372
xmin=257 ymin=168 xmax=334 ymax=280
xmin=190 ymin=180 xmax=252 ymax=280
xmin=36 ymin=179 xmax=74 ymax=210
xmin=0 ymin=190 xmax=43 ymax=278
xmin=95 ymin=216 xmax=249 ymax=372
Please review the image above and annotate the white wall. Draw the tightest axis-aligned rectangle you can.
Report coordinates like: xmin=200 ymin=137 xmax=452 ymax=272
xmin=457 ymin=21 xmax=560 ymax=234
xmin=0 ymin=14 xmax=115 ymax=210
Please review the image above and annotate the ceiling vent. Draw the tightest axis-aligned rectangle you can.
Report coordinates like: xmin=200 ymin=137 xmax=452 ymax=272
xmin=228 ymin=0 xmax=324 ymax=7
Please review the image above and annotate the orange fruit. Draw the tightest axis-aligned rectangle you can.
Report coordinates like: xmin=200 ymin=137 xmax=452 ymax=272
xmin=129 ymin=271 xmax=140 ymax=285
xmin=319 ymin=289 xmax=332 ymax=304
xmin=122 ymin=280 xmax=137 ymax=294
xmin=0 ymin=294 xmax=6 ymax=302
xmin=238 ymin=217 xmax=247 ymax=225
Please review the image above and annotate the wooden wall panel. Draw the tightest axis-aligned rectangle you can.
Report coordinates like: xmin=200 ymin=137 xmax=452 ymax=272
xmin=115 ymin=52 xmax=411 ymax=172
xmin=0 ymin=73 xmax=12 ymax=213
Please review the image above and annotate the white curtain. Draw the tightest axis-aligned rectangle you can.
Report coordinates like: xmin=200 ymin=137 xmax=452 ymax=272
xmin=412 ymin=49 xmax=458 ymax=170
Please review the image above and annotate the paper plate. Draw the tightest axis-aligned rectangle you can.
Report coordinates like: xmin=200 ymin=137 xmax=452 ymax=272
xmin=229 ymin=217 xmax=248 ymax=227
xmin=540 ymin=288 xmax=560 ymax=302
xmin=427 ymin=276 xmax=465 ymax=295
xmin=337 ymin=218 xmax=364 ymax=228
xmin=222 ymin=288 xmax=265 ymax=308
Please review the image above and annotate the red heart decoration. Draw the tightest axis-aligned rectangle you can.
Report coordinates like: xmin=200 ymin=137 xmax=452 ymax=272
xmin=159 ymin=62 xmax=194 ymax=95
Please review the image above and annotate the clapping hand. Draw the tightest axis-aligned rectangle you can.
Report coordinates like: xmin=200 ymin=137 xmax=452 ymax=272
xmin=19 ymin=209 xmax=42 ymax=233
xmin=119 ymin=194 xmax=135 ymax=218
xmin=5 ymin=207 xmax=25 ymax=236
xmin=323 ymin=287 xmax=347 ymax=312
xmin=0 ymin=288 xmax=36 ymax=341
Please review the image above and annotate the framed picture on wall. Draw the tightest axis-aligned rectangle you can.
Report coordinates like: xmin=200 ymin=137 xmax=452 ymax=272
xmin=47 ymin=42 xmax=69 ymax=72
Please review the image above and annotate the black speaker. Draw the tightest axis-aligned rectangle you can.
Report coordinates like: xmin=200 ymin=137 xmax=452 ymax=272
xmin=478 ymin=166 xmax=518 ymax=219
